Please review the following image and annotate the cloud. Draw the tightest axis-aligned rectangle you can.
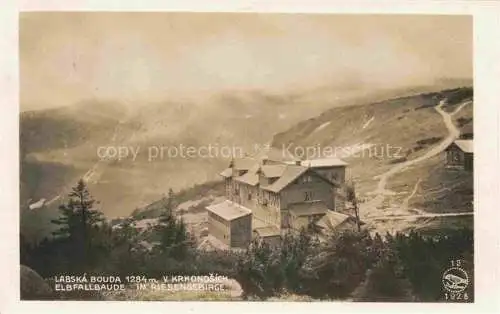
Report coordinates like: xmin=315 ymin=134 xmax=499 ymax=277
xmin=20 ymin=13 xmax=472 ymax=110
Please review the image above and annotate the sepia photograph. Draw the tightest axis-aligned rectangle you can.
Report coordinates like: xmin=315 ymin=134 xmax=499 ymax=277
xmin=17 ymin=12 xmax=476 ymax=302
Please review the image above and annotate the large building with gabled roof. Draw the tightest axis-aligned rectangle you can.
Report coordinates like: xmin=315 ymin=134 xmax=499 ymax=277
xmin=208 ymin=154 xmax=353 ymax=248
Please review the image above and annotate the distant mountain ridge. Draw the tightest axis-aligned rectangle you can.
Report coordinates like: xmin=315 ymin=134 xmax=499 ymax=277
xmin=270 ymin=86 xmax=473 ymax=233
xmin=129 ymin=85 xmax=473 ymax=242
xmin=19 ymin=83 xmax=473 ymax=241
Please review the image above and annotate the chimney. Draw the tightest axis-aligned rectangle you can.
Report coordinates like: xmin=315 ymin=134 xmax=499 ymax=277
xmin=257 ymin=166 xmax=269 ymax=187
xmin=229 ymin=158 xmax=237 ymax=177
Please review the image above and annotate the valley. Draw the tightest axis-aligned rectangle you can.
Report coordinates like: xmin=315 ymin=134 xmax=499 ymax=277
xmin=19 ymin=84 xmax=473 ymax=242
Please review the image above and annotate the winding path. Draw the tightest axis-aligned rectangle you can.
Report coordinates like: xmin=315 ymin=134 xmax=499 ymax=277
xmin=401 ymin=178 xmax=422 ymax=209
xmin=360 ymin=99 xmax=472 ymax=226
xmin=369 ymin=211 xmax=473 ymax=220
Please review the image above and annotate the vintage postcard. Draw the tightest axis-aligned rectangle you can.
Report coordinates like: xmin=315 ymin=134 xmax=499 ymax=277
xmin=3 ymin=4 xmax=497 ymax=311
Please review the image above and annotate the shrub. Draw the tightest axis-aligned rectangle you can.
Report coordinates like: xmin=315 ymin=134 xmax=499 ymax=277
xmin=301 ymin=230 xmax=372 ymax=299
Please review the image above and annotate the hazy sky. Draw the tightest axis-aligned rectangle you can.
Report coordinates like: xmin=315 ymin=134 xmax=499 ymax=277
xmin=20 ymin=13 xmax=472 ymax=111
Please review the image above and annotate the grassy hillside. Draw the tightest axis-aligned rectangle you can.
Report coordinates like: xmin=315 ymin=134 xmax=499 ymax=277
xmin=271 ymin=87 xmax=473 ymax=232
xmin=129 ymin=86 xmax=474 ymax=245
xmin=20 ymin=85 xmax=458 ymax=218
xmin=20 ymin=84 xmax=473 ymax=242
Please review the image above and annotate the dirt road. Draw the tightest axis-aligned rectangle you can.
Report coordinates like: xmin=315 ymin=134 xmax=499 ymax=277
xmin=360 ymin=99 xmax=472 ymax=233
xmin=369 ymin=211 xmax=473 ymax=220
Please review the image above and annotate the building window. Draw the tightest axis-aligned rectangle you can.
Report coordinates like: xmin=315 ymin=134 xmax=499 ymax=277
xmin=302 ymin=175 xmax=313 ymax=183
xmin=238 ymin=170 xmax=247 ymax=176
xmin=304 ymin=191 xmax=313 ymax=201
xmin=271 ymin=193 xmax=278 ymax=206
xmin=248 ymin=192 xmax=252 ymax=200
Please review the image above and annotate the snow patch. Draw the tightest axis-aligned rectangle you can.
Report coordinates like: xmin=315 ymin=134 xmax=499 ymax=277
xmin=29 ymin=198 xmax=46 ymax=210
xmin=312 ymin=121 xmax=331 ymax=133
xmin=176 ymin=197 xmax=211 ymax=212
xmin=362 ymin=116 xmax=375 ymax=129
xmin=134 ymin=218 xmax=160 ymax=231
xmin=45 ymin=195 xmax=61 ymax=206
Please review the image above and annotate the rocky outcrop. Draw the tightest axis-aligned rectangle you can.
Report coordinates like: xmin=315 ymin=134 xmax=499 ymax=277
xmin=20 ymin=265 xmax=53 ymax=300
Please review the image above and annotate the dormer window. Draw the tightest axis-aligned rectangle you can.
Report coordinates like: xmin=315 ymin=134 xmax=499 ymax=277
xmin=304 ymin=191 xmax=314 ymax=201
xmin=238 ymin=170 xmax=248 ymax=176
xmin=302 ymin=175 xmax=313 ymax=183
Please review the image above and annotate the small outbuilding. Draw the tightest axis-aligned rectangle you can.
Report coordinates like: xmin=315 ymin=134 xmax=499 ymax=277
xmin=206 ymin=200 xmax=252 ymax=248
xmin=253 ymin=225 xmax=281 ymax=247
xmin=444 ymin=140 xmax=473 ymax=171
xmin=316 ymin=211 xmax=361 ymax=233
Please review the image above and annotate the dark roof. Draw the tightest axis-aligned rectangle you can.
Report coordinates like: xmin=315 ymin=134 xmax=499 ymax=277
xmin=453 ymin=140 xmax=473 ymax=153
xmin=261 ymin=164 xmax=287 ymax=178
xmin=207 ymin=200 xmax=252 ymax=221
xmin=219 ymin=168 xmax=232 ymax=178
xmin=261 ymin=166 xmax=341 ymax=193
xmin=316 ymin=211 xmax=358 ymax=230
xmin=300 ymin=158 xmax=347 ymax=168
xmin=261 ymin=165 xmax=309 ymax=193
xmin=235 ymin=171 xmax=259 ymax=186
xmin=221 ymin=156 xmax=343 ymax=192
xmin=288 ymin=201 xmax=329 ymax=217
xmin=253 ymin=225 xmax=281 ymax=238
xmin=288 ymin=201 xmax=330 ymax=216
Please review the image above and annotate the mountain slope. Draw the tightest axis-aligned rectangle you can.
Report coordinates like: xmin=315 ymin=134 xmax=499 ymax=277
xmin=271 ymin=87 xmax=473 ymax=234
xmin=131 ymin=86 xmax=474 ymax=245
xmin=19 ymin=84 xmax=473 ymax=241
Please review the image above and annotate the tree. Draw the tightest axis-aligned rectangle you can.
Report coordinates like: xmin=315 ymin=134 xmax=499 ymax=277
xmin=114 ymin=218 xmax=139 ymax=255
xmin=51 ymin=179 xmax=105 ymax=271
xmin=166 ymin=188 xmax=175 ymax=209
xmin=20 ymin=233 xmax=32 ymax=266
xmin=105 ymin=218 xmax=143 ymax=276
xmin=393 ymin=229 xmax=474 ymax=301
xmin=279 ymin=228 xmax=319 ymax=294
xmin=236 ymin=230 xmax=319 ymax=299
xmin=361 ymin=237 xmax=408 ymax=301
xmin=236 ymin=237 xmax=281 ymax=299
xmin=345 ymin=181 xmax=361 ymax=232
xmin=154 ymin=191 xmax=192 ymax=259
xmin=303 ymin=230 xmax=372 ymax=298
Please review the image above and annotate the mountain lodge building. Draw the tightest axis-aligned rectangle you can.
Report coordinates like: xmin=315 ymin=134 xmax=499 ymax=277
xmin=206 ymin=156 xmax=353 ymax=248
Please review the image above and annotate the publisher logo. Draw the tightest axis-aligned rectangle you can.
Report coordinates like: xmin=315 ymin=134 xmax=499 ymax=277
xmin=442 ymin=266 xmax=469 ymax=293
